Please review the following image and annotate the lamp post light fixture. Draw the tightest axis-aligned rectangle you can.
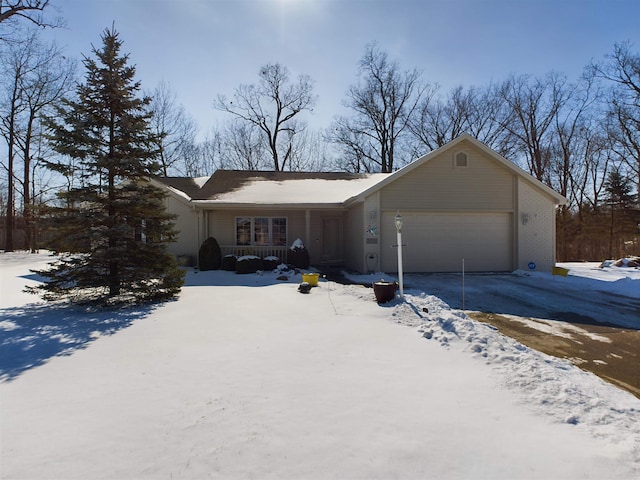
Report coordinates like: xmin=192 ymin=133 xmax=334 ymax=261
xmin=395 ymin=211 xmax=404 ymax=299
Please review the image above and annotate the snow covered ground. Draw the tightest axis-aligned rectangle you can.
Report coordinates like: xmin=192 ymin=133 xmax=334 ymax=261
xmin=1 ymin=252 xmax=639 ymax=479
xmin=357 ymin=262 xmax=640 ymax=329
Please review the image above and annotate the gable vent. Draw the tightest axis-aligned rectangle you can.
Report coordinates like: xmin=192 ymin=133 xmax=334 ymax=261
xmin=455 ymin=151 xmax=468 ymax=167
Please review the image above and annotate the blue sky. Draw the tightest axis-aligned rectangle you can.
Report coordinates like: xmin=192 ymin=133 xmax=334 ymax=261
xmin=46 ymin=0 xmax=640 ymax=138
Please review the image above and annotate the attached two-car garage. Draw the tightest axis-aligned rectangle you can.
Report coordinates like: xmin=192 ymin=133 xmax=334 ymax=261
xmin=380 ymin=211 xmax=513 ymax=273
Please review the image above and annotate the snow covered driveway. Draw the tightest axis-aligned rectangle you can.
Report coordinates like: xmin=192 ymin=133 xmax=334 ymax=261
xmin=402 ymin=263 xmax=640 ymax=329
xmin=1 ymin=254 xmax=639 ymax=479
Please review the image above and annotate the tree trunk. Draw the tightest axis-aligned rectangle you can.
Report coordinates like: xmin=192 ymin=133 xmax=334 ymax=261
xmin=4 ymin=71 xmax=21 ymax=252
xmin=23 ymin=114 xmax=34 ymax=251
xmin=108 ymin=117 xmax=119 ymax=297
xmin=108 ymin=167 xmax=119 ymax=297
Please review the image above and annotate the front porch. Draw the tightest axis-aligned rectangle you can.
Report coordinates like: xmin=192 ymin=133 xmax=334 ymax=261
xmin=199 ymin=208 xmax=346 ymax=268
xmin=220 ymin=245 xmax=290 ymax=262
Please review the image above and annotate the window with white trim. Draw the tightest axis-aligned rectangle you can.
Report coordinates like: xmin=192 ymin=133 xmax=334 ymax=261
xmin=236 ymin=217 xmax=287 ymax=246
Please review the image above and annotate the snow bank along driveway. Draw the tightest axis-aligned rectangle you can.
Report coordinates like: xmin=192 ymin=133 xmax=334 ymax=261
xmin=395 ymin=263 xmax=640 ymax=397
xmin=1 ymin=253 xmax=639 ymax=479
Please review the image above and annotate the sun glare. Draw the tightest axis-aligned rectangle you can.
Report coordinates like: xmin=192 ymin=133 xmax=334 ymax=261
xmin=276 ymin=0 xmax=315 ymax=9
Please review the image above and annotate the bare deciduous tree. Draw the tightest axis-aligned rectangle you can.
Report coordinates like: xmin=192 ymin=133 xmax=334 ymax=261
xmin=283 ymin=128 xmax=328 ymax=172
xmin=408 ymin=82 xmax=515 ymax=158
xmin=408 ymin=84 xmax=465 ymax=152
xmin=147 ymin=80 xmax=198 ymax=176
xmin=172 ymin=129 xmax=223 ymax=177
xmin=220 ymin=120 xmax=266 ymax=171
xmin=215 ymin=63 xmax=316 ymax=171
xmin=550 ymin=76 xmax=603 ymax=260
xmin=0 ymin=29 xmax=75 ymax=251
xmin=500 ymin=72 xmax=569 ymax=183
xmin=551 ymin=76 xmax=601 ymax=203
xmin=331 ymin=43 xmax=425 ymax=173
xmin=326 ymin=122 xmax=370 ymax=173
xmin=0 ymin=1 xmax=61 ymax=42
xmin=0 ymin=34 xmax=26 ymax=250
xmin=589 ymin=42 xmax=640 ymax=195
xmin=19 ymin=37 xmax=75 ymax=250
xmin=462 ymin=82 xmax=516 ymax=158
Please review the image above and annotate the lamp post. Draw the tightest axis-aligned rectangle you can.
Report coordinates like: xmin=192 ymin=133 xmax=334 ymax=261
xmin=395 ymin=212 xmax=404 ymax=299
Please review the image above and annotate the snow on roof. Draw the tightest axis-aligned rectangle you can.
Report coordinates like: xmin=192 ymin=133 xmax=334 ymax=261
xmin=166 ymin=185 xmax=192 ymax=202
xmin=155 ymin=171 xmax=390 ymax=206
xmin=193 ymin=176 xmax=210 ymax=188
xmin=205 ymin=175 xmax=389 ymax=204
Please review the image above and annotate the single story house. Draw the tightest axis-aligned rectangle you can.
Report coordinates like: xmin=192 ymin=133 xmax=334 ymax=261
xmin=151 ymin=133 xmax=567 ymax=273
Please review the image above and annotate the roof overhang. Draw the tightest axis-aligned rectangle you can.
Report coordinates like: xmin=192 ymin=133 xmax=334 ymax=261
xmin=191 ymin=201 xmax=347 ymax=210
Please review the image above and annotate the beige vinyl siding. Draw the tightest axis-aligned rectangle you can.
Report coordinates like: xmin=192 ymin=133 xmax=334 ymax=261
xmin=380 ymin=211 xmax=513 ymax=273
xmin=516 ymin=178 xmax=557 ymax=271
xmin=165 ymin=196 xmax=197 ymax=260
xmin=344 ymin=203 xmax=364 ymax=272
xmin=380 ymin=142 xmax=514 ymax=212
xmin=375 ymin=140 xmax=517 ymax=273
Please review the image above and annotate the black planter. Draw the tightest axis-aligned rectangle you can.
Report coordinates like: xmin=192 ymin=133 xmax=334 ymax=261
xmin=373 ymin=281 xmax=398 ymax=303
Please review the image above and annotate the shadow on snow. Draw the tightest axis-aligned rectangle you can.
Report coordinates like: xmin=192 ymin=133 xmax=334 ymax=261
xmin=0 ymin=301 xmax=156 ymax=382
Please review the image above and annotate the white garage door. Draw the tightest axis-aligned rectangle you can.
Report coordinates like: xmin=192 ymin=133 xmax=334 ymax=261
xmin=381 ymin=212 xmax=513 ymax=273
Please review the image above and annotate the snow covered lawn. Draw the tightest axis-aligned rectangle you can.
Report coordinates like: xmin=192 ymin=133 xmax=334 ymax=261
xmin=1 ymin=252 xmax=639 ymax=479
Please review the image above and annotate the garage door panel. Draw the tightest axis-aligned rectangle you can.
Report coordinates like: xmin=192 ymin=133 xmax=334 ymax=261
xmin=381 ymin=212 xmax=512 ymax=273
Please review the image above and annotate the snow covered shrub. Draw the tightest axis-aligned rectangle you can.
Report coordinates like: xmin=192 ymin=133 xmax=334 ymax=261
xmin=235 ymin=255 xmax=262 ymax=274
xmin=288 ymin=238 xmax=310 ymax=269
xmin=221 ymin=254 xmax=237 ymax=271
xmin=262 ymin=256 xmax=280 ymax=271
xmin=198 ymin=237 xmax=222 ymax=271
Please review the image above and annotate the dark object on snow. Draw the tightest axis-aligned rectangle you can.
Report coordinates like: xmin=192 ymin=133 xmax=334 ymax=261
xmin=198 ymin=237 xmax=222 ymax=271
xmin=298 ymin=282 xmax=312 ymax=294
xmin=262 ymin=256 xmax=280 ymax=271
xmin=289 ymin=245 xmax=310 ymax=269
xmin=613 ymin=257 xmax=640 ymax=268
xmin=373 ymin=281 xmax=398 ymax=304
xmin=236 ymin=256 xmax=262 ymax=274
xmin=221 ymin=254 xmax=237 ymax=271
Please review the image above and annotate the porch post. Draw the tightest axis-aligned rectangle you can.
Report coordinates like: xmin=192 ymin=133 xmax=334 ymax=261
xmin=194 ymin=207 xmax=201 ymax=269
xmin=305 ymin=210 xmax=311 ymax=245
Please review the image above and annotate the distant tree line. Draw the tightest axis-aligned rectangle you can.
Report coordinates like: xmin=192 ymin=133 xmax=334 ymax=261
xmin=0 ymin=1 xmax=638 ymax=262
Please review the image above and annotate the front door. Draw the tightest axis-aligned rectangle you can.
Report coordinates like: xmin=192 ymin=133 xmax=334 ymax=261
xmin=321 ymin=217 xmax=343 ymax=265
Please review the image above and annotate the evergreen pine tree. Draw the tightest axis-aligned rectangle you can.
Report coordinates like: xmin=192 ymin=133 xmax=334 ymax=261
xmin=29 ymin=27 xmax=185 ymax=305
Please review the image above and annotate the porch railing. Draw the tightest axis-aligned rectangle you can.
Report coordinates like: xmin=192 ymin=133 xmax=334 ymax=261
xmin=220 ymin=245 xmax=289 ymax=262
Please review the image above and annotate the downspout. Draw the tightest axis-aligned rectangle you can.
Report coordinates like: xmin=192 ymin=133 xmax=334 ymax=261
xmin=305 ymin=209 xmax=311 ymax=247
xmin=194 ymin=204 xmax=200 ymax=269
xmin=513 ymin=176 xmax=519 ymax=271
